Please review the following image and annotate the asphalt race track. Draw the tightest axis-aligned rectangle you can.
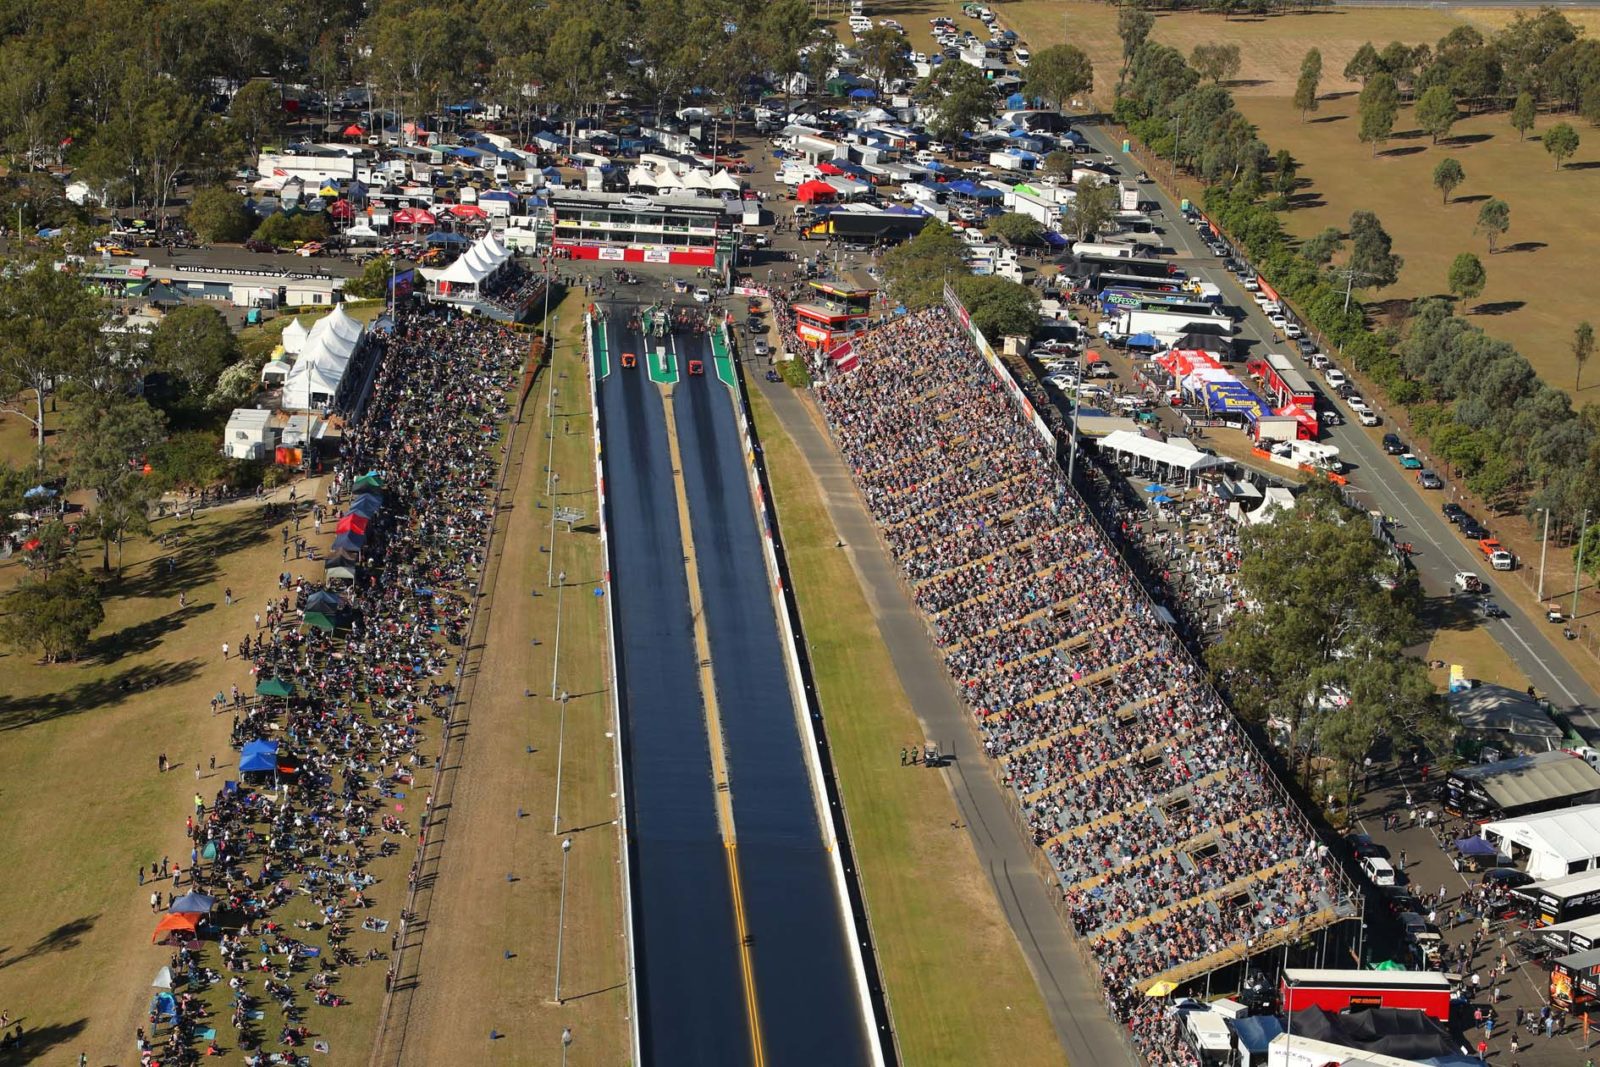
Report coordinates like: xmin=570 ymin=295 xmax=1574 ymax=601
xmin=672 ymin=329 xmax=871 ymax=1066
xmin=599 ymin=338 xmax=748 ymax=1064
xmin=598 ymin=308 xmax=872 ymax=1065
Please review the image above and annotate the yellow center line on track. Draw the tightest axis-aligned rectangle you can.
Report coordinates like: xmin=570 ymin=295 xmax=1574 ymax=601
xmin=661 ymin=383 xmax=767 ymax=1067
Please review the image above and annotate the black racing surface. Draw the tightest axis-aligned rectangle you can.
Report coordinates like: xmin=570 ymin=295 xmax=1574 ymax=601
xmin=673 ymin=330 xmax=873 ymax=1065
xmin=598 ymin=320 xmax=750 ymax=1065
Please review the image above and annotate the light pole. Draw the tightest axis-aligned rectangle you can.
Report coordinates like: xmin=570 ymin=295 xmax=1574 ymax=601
xmin=1538 ymin=506 xmax=1552 ymax=603
xmin=554 ymin=838 xmax=573 ymax=1003
xmin=1575 ymin=509 xmax=1592 ymax=622
xmin=551 ymin=570 xmax=566 ymax=700
xmin=552 ymin=685 xmax=569 ymax=834
xmin=547 ymin=470 xmax=561 ymax=587
xmin=562 ymin=1027 xmax=573 ymax=1066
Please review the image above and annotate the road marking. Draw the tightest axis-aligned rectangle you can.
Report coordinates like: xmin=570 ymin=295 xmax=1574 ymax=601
xmin=1496 ymin=619 xmax=1583 ymax=705
xmin=661 ymin=383 xmax=767 ymax=1065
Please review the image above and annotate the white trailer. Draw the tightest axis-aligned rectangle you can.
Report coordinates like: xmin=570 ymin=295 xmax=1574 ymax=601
xmin=1114 ymin=307 xmax=1234 ymax=342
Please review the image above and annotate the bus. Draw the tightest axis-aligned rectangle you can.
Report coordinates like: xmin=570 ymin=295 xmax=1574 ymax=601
xmin=1279 ymin=968 xmax=1452 ymax=1021
xmin=1515 ymin=869 xmax=1600 ymax=927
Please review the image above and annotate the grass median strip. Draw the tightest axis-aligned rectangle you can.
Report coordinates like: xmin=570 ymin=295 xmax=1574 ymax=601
xmin=746 ymin=385 xmax=1066 ymax=1067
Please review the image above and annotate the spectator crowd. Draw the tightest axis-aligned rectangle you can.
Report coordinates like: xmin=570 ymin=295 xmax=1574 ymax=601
xmin=141 ymin=309 xmax=521 ymax=1063
xmin=817 ymin=306 xmax=1351 ymax=1065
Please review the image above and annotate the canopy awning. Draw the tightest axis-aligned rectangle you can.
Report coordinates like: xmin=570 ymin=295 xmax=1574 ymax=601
xmin=240 ymin=739 xmax=280 ymax=773
xmin=152 ymin=913 xmax=199 ymax=943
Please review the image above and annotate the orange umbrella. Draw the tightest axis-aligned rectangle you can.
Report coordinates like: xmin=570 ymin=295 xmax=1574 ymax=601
xmin=448 ymin=203 xmax=488 ymax=220
xmin=336 ymin=513 xmax=368 ymax=535
xmin=151 ymin=912 xmax=199 ymax=943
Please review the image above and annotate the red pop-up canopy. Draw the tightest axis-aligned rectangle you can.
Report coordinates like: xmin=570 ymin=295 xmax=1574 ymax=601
xmin=796 ymin=180 xmax=837 ymax=204
xmin=335 ymin=513 xmax=369 ymax=536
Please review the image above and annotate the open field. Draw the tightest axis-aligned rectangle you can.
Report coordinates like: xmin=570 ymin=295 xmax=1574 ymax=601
xmin=1236 ymin=92 xmax=1600 ymax=398
xmin=747 ymin=385 xmax=1066 ymax=1067
xmin=382 ymin=296 xmax=630 ymax=1065
xmin=0 ymin=481 xmax=427 ymax=1064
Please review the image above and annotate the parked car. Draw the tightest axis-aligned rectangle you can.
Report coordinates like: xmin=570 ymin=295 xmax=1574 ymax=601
xmin=1442 ymin=502 xmax=1467 ymax=523
xmin=1323 ymin=368 xmax=1347 ymax=390
xmin=1479 ymin=598 xmax=1508 ymax=620
xmin=1383 ymin=433 xmax=1406 ymax=455
xmin=752 ymin=339 xmax=770 ymax=357
xmin=1419 ymin=469 xmax=1444 ymax=489
xmin=1398 ymin=453 xmax=1423 ymax=470
xmin=692 ymin=288 xmax=711 ymax=303
xmin=1357 ymin=410 xmax=1381 ymax=426
xmin=1461 ymin=519 xmax=1490 ymax=540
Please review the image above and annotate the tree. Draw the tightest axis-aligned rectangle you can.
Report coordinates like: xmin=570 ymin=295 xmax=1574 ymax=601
xmin=1293 ymin=70 xmax=1320 ymax=122
xmin=186 ymin=186 xmax=254 ymax=243
xmin=1432 ymin=157 xmax=1465 ymax=204
xmin=853 ymin=26 xmax=907 ymax=87
xmin=150 ymin=304 xmax=241 ymax=405
xmin=1414 ymin=85 xmax=1458 ymax=144
xmin=1042 ymin=151 xmax=1075 ymax=179
xmin=1061 ymin=177 xmax=1117 ymax=243
xmin=1343 ymin=42 xmax=1381 ymax=86
xmin=1574 ymin=321 xmax=1595 ymax=391
xmin=1545 ymin=121 xmax=1581 ymax=169
xmin=1447 ymin=252 xmax=1486 ymax=308
xmin=226 ymin=79 xmax=282 ymax=160
xmin=1476 ymin=197 xmax=1511 ymax=253
xmin=0 ymin=565 xmax=104 ymax=662
xmin=1025 ymin=44 xmax=1094 ymax=110
xmin=928 ymin=63 xmax=992 ymax=143
xmin=1301 ymin=227 xmax=1343 ymax=267
xmin=987 ymin=212 xmax=1044 ymax=246
xmin=1511 ymin=90 xmax=1537 ymax=141
xmin=1347 ymin=211 xmax=1404 ymax=290
xmin=1211 ymin=483 xmax=1427 ymax=776
xmin=209 ymin=358 xmax=261 ymax=411
xmin=1190 ymin=42 xmax=1241 ymax=85
xmin=881 ymin=221 xmax=969 ymax=309
xmin=1357 ymin=72 xmax=1399 ymax=154
xmin=0 ymin=256 xmax=104 ymax=471
xmin=1117 ymin=5 xmax=1156 ymax=90
xmin=64 ymin=392 xmax=166 ymax=571
xmin=343 ymin=257 xmax=393 ymax=300
xmin=953 ymin=275 xmax=1040 ymax=341
xmin=1582 ymin=82 xmax=1600 ymax=127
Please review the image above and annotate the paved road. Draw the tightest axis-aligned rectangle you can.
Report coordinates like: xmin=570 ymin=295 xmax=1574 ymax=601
xmin=1074 ymin=122 xmax=1600 ymax=728
xmin=746 ymin=373 xmax=1139 ymax=1067
xmin=672 ymin=330 xmax=873 ymax=1066
xmin=597 ymin=325 xmax=750 ymax=1064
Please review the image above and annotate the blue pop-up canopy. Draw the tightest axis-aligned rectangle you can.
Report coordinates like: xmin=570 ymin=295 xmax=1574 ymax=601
xmin=239 ymin=739 xmax=280 ymax=773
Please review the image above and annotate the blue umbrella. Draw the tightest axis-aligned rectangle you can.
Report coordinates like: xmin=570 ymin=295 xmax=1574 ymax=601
xmin=1152 ymin=494 xmax=1174 ymax=505
xmin=1145 ymin=484 xmax=1165 ymax=493
xmin=850 ymin=87 xmax=876 ymax=100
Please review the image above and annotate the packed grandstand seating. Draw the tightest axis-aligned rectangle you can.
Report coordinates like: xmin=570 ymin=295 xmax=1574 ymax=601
xmin=816 ymin=306 xmax=1352 ymax=1065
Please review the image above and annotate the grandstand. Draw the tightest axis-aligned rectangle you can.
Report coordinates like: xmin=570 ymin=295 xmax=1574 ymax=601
xmin=815 ymin=305 xmax=1359 ymax=1064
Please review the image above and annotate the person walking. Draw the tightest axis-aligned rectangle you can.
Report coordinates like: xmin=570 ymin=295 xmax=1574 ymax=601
xmin=221 ymin=642 xmax=229 ymax=660
xmin=149 ymin=890 xmax=159 ymax=913
xmin=224 ymin=587 xmax=232 ymax=606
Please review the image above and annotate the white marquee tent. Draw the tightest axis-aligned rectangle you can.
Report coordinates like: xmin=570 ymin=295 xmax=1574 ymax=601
xmin=280 ymin=317 xmax=309 ymax=356
xmin=1483 ymin=804 xmax=1600 ymax=881
xmin=281 ymin=305 xmax=365 ymax=412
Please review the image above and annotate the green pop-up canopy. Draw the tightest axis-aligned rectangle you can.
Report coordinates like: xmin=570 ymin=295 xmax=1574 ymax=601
xmin=352 ymin=473 xmax=385 ymax=492
xmin=1370 ymin=960 xmax=1407 ymax=971
xmin=302 ymin=611 xmax=337 ymax=632
xmin=255 ymin=677 xmax=296 ymax=697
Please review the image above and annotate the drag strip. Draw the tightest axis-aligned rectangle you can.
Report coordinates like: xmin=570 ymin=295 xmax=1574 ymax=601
xmin=597 ymin=320 xmax=750 ymax=1064
xmin=673 ymin=330 xmax=875 ymax=1066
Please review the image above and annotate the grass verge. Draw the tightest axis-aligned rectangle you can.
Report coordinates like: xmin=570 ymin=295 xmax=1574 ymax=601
xmin=746 ymin=385 xmax=1066 ymax=1067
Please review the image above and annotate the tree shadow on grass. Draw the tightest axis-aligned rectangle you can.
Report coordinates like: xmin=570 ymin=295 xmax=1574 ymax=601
xmin=107 ymin=514 xmax=271 ymax=602
xmin=1473 ymin=300 xmax=1526 ymax=316
xmin=1391 ymin=128 xmax=1429 ymax=141
xmin=1378 ymin=145 xmax=1427 ymax=158
xmin=89 ymin=603 xmax=215 ymax=663
xmin=1285 ymin=193 xmax=1326 ymax=211
xmin=1422 ymin=594 xmax=1477 ymax=634
xmin=1500 ymin=241 xmax=1547 ymax=254
xmin=1308 ymin=114 xmax=1347 ymax=125
xmin=0 ymin=658 xmax=203 ymax=732
xmin=1561 ymin=160 xmax=1600 ymax=170
xmin=1444 ymin=132 xmax=1493 ymax=147
xmin=0 ymin=916 xmax=98 ymax=970
xmin=1451 ymin=194 xmax=1492 ymax=206
xmin=0 ymin=1017 xmax=86 ymax=1066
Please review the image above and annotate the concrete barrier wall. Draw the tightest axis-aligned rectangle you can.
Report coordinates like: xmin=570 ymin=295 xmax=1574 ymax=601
xmin=586 ymin=312 xmax=643 ymax=1065
xmin=718 ymin=323 xmax=898 ymax=1067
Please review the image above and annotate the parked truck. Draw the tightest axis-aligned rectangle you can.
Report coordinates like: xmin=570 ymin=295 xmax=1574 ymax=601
xmin=1107 ymin=307 xmax=1234 ymax=344
xmin=1478 ymin=537 xmax=1517 ymax=571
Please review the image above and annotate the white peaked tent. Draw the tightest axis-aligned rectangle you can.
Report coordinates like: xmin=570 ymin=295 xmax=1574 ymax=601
xmin=281 ymin=305 xmax=365 ymax=412
xmin=708 ymin=169 xmax=743 ymax=192
xmin=419 ymin=232 xmax=512 ymax=300
xmin=280 ymin=317 xmax=309 ymax=356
